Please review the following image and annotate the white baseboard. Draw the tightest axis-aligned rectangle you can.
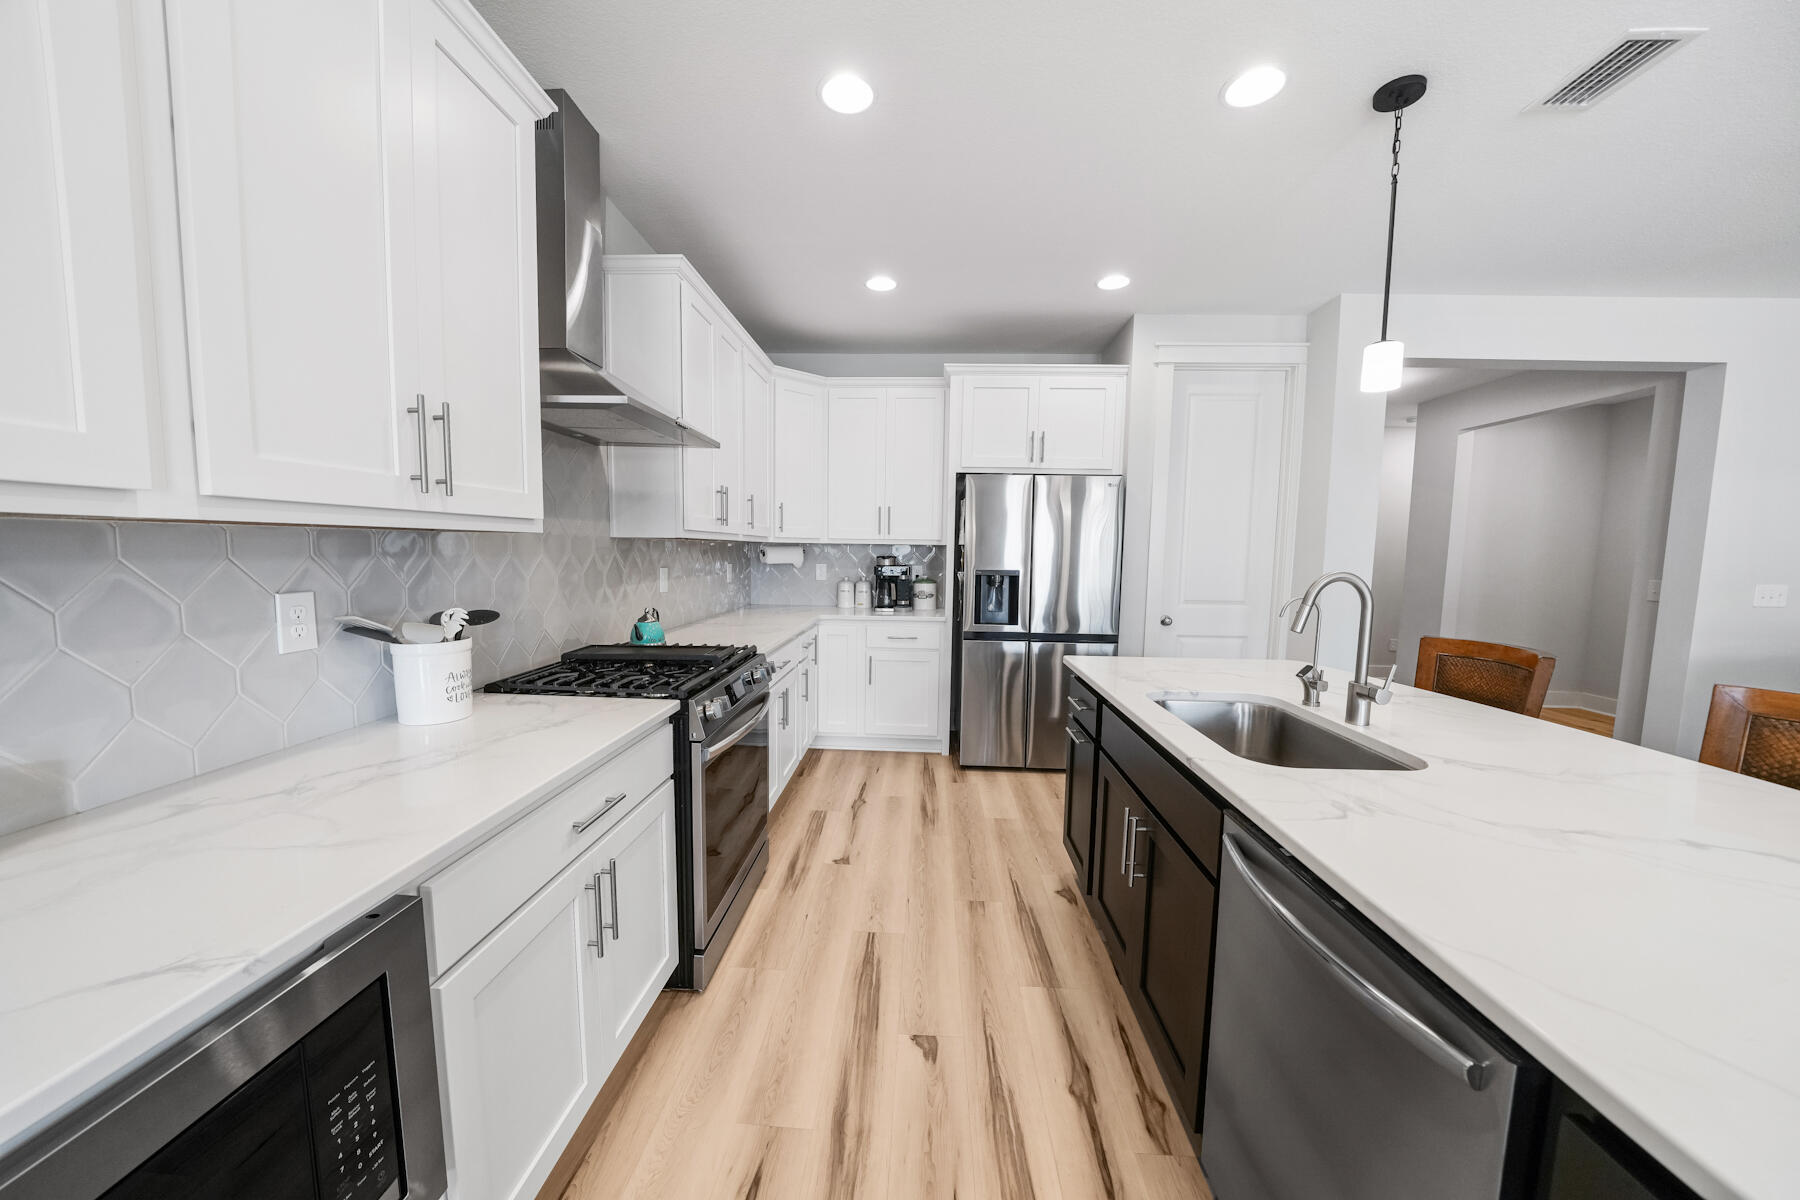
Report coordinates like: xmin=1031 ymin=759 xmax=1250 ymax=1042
xmin=810 ymin=734 xmax=949 ymax=754
xmin=1545 ymin=690 xmax=1616 ymax=715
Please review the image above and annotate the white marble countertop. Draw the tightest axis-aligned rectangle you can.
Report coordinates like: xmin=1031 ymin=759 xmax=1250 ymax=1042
xmin=665 ymin=604 xmax=949 ymax=652
xmin=1068 ymin=657 xmax=1800 ymax=1200
xmin=0 ymin=694 xmax=676 ymax=1155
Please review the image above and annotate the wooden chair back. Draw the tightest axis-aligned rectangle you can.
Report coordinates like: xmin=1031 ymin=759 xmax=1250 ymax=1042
xmin=1414 ymin=637 xmax=1557 ymax=718
xmin=1699 ymin=685 xmax=1800 ymax=790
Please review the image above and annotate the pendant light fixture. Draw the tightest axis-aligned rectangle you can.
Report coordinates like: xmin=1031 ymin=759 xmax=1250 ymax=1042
xmin=1361 ymin=74 xmax=1428 ymax=394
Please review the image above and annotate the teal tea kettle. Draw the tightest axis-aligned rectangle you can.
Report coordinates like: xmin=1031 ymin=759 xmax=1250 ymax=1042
xmin=630 ymin=607 xmax=666 ymax=645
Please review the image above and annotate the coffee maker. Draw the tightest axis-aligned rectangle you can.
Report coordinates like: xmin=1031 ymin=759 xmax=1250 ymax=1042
xmin=872 ymin=555 xmax=914 ymax=614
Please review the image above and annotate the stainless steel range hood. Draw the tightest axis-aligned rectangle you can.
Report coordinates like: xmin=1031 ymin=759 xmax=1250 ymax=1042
xmin=535 ymin=90 xmax=717 ymax=448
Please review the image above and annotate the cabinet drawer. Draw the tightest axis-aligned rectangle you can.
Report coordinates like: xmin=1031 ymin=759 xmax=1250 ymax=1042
xmin=864 ymin=622 xmax=943 ymax=650
xmin=769 ymin=632 xmax=810 ymax=675
xmin=422 ymin=724 xmax=673 ymax=976
xmin=1101 ymin=714 xmax=1221 ymax=878
xmin=1067 ymin=675 xmax=1100 ymax=736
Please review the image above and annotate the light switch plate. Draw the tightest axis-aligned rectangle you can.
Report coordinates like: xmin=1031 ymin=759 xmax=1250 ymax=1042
xmin=725 ymin=564 xmax=733 ymax=583
xmin=275 ymin=591 xmax=317 ymax=654
xmin=815 ymin=563 xmax=828 ymax=580
xmin=1388 ymin=637 xmax=1399 ymax=653
xmin=1753 ymin=583 xmax=1788 ymax=608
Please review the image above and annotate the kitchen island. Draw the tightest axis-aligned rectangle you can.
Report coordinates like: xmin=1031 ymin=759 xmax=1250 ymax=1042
xmin=1067 ymin=657 xmax=1800 ymax=1200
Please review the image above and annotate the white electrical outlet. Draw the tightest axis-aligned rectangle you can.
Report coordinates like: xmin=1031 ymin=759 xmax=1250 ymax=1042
xmin=658 ymin=566 xmax=669 ymax=593
xmin=1388 ymin=637 xmax=1399 ymax=653
xmin=1647 ymin=578 xmax=1662 ymax=603
xmin=815 ymin=563 xmax=828 ymax=580
xmin=1753 ymin=583 xmax=1789 ymax=608
xmin=275 ymin=591 xmax=317 ymax=654
xmin=725 ymin=563 xmax=733 ymax=583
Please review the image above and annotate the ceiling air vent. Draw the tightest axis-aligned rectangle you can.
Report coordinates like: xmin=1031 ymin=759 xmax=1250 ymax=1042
xmin=1537 ymin=29 xmax=1704 ymax=109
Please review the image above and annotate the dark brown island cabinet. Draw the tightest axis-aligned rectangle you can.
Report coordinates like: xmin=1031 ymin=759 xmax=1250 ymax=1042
xmin=1059 ymin=667 xmax=1705 ymax=1200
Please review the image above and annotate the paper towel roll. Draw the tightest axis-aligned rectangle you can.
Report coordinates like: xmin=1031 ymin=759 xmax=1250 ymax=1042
xmin=758 ymin=544 xmax=806 ymax=567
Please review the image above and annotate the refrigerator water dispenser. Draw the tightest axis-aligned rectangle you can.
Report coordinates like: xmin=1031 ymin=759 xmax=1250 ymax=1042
xmin=974 ymin=570 xmax=1021 ymax=626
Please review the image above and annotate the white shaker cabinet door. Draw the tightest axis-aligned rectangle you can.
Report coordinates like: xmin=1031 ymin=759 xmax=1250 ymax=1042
xmin=865 ymin=649 xmax=941 ymax=738
xmin=825 ymin=389 xmax=883 ymax=541
xmin=815 ymin=622 xmax=865 ymax=736
xmin=409 ymin=1 xmax=543 ymax=519
xmin=168 ymin=0 xmax=420 ymax=509
xmin=958 ymin=376 xmax=1036 ymax=471
xmin=433 ymin=838 xmax=611 ymax=1200
xmin=741 ymin=356 xmax=774 ymax=537
xmin=589 ymin=783 xmax=678 ymax=1068
xmin=773 ymin=375 xmax=828 ymax=539
xmin=1036 ymin=374 xmax=1124 ymax=472
xmin=678 ymin=282 xmax=719 ymax=441
xmin=881 ymin=387 xmax=946 ymax=541
xmin=0 ymin=0 xmax=157 ymax=489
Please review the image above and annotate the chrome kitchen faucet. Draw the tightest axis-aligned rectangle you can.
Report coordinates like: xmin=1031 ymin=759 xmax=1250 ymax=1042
xmin=1288 ymin=571 xmax=1395 ymax=727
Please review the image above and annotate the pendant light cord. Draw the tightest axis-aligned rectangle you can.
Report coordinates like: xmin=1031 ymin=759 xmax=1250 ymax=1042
xmin=1380 ymin=107 xmax=1403 ymax=342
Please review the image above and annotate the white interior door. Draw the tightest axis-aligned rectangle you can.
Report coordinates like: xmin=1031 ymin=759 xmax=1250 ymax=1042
xmin=169 ymin=0 xmax=418 ymax=508
xmin=0 ymin=0 xmax=157 ymax=489
xmin=1145 ymin=368 xmax=1289 ymax=657
xmin=410 ymin=0 xmax=541 ymax=518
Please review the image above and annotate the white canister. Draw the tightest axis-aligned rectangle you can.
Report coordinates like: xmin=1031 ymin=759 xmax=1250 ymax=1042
xmin=854 ymin=580 xmax=871 ymax=609
xmin=837 ymin=579 xmax=855 ymax=609
xmin=913 ymin=579 xmax=938 ymax=613
xmin=390 ymin=639 xmax=474 ymax=725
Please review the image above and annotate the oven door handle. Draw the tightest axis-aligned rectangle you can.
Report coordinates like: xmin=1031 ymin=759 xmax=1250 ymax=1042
xmin=701 ymin=699 xmax=770 ymax=763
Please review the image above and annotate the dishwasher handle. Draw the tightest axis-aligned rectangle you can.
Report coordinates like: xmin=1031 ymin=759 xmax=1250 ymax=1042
xmin=1221 ymin=831 xmax=1491 ymax=1091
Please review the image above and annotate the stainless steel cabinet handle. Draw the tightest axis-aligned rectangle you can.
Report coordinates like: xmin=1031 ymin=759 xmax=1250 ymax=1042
xmin=1027 ymin=429 xmax=1035 ymax=463
xmin=779 ymin=501 xmax=785 ymax=532
xmin=571 ymin=792 xmax=629 ymax=835
xmin=585 ymin=872 xmax=607 ymax=958
xmin=1038 ymin=430 xmax=1047 ymax=461
xmin=1220 ymin=833 xmax=1490 ymax=1090
xmin=407 ymin=396 xmax=429 ymax=493
xmin=749 ymin=494 xmax=755 ymax=528
xmin=1125 ymin=816 xmax=1146 ymax=886
xmin=801 ymin=667 xmax=809 ymax=702
xmin=886 ymin=505 xmax=893 ymax=535
xmin=781 ymin=689 xmax=790 ymax=729
xmin=1121 ymin=805 xmax=1133 ymax=876
xmin=431 ymin=402 xmax=454 ymax=496
xmin=1068 ymin=696 xmax=1091 ymax=712
xmin=1067 ymin=725 xmax=1089 ymax=745
xmin=885 ymin=635 xmax=919 ymax=641
xmin=605 ymin=858 xmax=620 ymax=942
xmin=724 ymin=485 xmax=731 ymax=525
xmin=867 ymin=656 xmax=873 ymax=685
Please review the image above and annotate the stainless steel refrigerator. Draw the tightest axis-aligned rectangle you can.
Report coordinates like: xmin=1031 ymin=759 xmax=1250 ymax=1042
xmin=955 ymin=474 xmax=1124 ymax=769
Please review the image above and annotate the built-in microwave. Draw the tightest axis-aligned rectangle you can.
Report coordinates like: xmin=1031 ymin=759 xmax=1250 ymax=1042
xmin=0 ymin=896 xmax=445 ymax=1200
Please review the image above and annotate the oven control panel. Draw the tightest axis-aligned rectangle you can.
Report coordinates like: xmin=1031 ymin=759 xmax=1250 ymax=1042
xmin=305 ymin=982 xmax=401 ymax=1200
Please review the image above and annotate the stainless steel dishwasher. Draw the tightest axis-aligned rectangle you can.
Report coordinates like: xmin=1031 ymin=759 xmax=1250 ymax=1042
xmin=1202 ymin=815 xmax=1524 ymax=1200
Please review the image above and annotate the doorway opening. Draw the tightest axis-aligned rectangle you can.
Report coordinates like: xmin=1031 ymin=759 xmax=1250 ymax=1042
xmin=1373 ymin=364 xmax=1685 ymax=744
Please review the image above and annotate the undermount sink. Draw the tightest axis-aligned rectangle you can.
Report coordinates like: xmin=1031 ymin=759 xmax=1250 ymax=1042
xmin=1157 ymin=697 xmax=1425 ymax=771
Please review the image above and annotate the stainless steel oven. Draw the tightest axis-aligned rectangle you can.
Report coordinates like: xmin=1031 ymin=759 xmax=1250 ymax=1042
xmin=0 ymin=897 xmax=444 ymax=1200
xmin=688 ymin=690 xmax=769 ymax=989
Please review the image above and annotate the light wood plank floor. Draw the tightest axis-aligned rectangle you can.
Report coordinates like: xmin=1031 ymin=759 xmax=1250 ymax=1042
xmin=1542 ymin=707 xmax=1616 ymax=737
xmin=556 ymin=750 xmax=1214 ymax=1200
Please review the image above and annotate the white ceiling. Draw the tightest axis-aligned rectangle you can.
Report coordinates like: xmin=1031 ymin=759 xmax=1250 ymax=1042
xmin=475 ymin=0 xmax=1800 ymax=353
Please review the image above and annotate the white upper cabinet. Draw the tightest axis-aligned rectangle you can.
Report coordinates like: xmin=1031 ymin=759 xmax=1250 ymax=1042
xmin=678 ymin=281 xmax=720 ymax=440
xmin=741 ymin=357 xmax=774 ymax=538
xmin=0 ymin=0 xmax=158 ymax=491
xmin=826 ymin=382 xmax=946 ymax=542
xmin=169 ymin=0 xmax=417 ymax=510
xmin=882 ymin=387 xmax=946 ymax=540
xmin=408 ymin=0 xmax=544 ymax=518
xmin=601 ymin=257 xmax=740 ymax=443
xmin=825 ymin=388 xmax=885 ymax=541
xmin=957 ymin=375 xmax=1037 ymax=471
xmin=951 ymin=366 xmax=1127 ymax=474
xmin=167 ymin=0 xmax=550 ymax=518
xmin=772 ymin=371 xmax=827 ymax=539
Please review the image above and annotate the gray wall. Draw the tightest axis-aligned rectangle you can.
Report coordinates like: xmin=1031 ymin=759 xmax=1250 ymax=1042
xmin=0 ymin=432 xmax=751 ymax=837
xmin=1370 ymin=426 xmax=1416 ymax=669
xmin=1584 ymin=401 xmax=1654 ymax=698
xmin=749 ymin=544 xmax=944 ymax=607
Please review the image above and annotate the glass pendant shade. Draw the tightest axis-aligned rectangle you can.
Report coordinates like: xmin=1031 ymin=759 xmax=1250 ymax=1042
xmin=1360 ymin=339 xmax=1405 ymax=393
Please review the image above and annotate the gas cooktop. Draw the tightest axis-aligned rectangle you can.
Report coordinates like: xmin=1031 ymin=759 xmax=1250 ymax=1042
xmin=484 ymin=643 xmax=757 ymax=700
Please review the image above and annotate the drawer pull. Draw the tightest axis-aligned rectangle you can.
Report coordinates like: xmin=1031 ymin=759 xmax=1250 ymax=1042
xmin=884 ymin=635 xmax=919 ymax=641
xmin=1068 ymin=696 xmax=1091 ymax=712
xmin=572 ymin=792 xmax=629 ymax=835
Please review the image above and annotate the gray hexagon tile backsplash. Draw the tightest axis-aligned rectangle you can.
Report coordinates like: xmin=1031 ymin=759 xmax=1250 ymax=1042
xmin=0 ymin=433 xmax=751 ymax=836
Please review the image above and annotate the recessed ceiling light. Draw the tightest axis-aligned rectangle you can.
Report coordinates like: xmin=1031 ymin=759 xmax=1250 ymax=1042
xmin=1221 ymin=65 xmax=1287 ymax=108
xmin=821 ymin=72 xmax=874 ymax=115
xmin=1097 ymin=274 xmax=1131 ymax=291
xmin=865 ymin=275 xmax=896 ymax=292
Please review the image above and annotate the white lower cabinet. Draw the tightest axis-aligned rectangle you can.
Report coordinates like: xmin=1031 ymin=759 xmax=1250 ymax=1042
xmin=769 ymin=668 xmax=801 ymax=804
xmin=814 ymin=620 xmax=946 ymax=746
xmin=866 ymin=649 xmax=941 ymax=738
xmin=432 ymin=779 xmax=675 ymax=1200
